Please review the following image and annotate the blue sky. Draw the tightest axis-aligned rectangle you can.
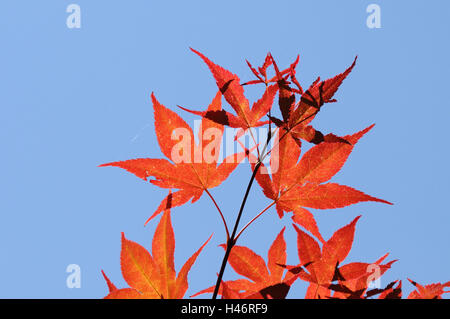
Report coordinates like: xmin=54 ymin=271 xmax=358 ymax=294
xmin=0 ymin=0 xmax=449 ymax=298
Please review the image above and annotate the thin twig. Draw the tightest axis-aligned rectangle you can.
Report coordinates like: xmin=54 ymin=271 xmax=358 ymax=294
xmin=234 ymin=201 xmax=276 ymax=242
xmin=211 ymin=91 xmax=320 ymax=299
xmin=205 ymin=189 xmax=230 ymax=241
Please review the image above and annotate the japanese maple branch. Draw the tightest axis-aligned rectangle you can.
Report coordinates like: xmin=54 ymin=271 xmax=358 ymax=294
xmin=211 ymin=97 xmax=275 ymax=299
xmin=205 ymin=189 xmax=230 ymax=241
xmin=212 ymin=160 xmax=262 ymax=299
xmin=212 ymin=102 xmax=319 ymax=299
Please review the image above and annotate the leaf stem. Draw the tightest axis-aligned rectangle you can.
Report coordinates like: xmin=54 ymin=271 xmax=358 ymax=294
xmin=234 ymin=201 xmax=276 ymax=242
xmin=205 ymin=189 xmax=230 ymax=241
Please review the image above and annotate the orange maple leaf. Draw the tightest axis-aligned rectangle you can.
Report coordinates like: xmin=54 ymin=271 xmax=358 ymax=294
xmin=178 ymin=49 xmax=278 ymax=134
xmin=102 ymin=206 xmax=211 ymax=299
xmin=407 ymin=279 xmax=450 ymax=299
xmin=284 ymin=216 xmax=396 ymax=299
xmin=266 ymin=54 xmax=358 ymax=145
xmin=248 ymin=124 xmax=391 ymax=243
xmin=100 ymin=91 xmax=243 ymax=224
xmin=328 ymin=255 xmax=399 ymax=299
xmin=192 ymin=227 xmax=301 ymax=299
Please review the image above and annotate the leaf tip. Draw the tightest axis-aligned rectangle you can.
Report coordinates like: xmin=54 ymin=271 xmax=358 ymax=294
xmin=291 ymin=223 xmax=303 ymax=235
xmin=347 ymin=56 xmax=358 ymax=71
xmin=374 ymin=197 xmax=394 ymax=206
xmin=101 ymin=269 xmax=117 ymax=293
xmin=144 ymin=216 xmax=153 ymax=226
xmin=346 ymin=123 xmax=376 ymax=144
xmin=407 ymin=278 xmax=418 ymax=286
xmin=190 ymin=47 xmax=205 ymax=60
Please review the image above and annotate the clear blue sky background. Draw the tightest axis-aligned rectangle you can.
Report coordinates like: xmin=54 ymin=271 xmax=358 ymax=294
xmin=1 ymin=1 xmax=449 ymax=298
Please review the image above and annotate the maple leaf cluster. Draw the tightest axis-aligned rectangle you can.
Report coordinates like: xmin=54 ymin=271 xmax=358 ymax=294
xmin=100 ymin=50 xmax=449 ymax=299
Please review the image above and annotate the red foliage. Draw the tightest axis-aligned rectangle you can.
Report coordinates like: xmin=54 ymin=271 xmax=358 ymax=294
xmin=103 ymin=204 xmax=211 ymax=299
xmin=100 ymin=50 xmax=447 ymax=299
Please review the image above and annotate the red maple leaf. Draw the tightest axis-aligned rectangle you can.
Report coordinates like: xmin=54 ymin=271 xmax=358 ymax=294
xmin=248 ymin=124 xmax=391 ymax=243
xmin=267 ymin=54 xmax=358 ymax=146
xmin=282 ymin=216 xmax=396 ymax=299
xmin=100 ymin=91 xmax=244 ymax=224
xmin=192 ymin=227 xmax=300 ymax=299
xmin=102 ymin=206 xmax=211 ymax=299
xmin=369 ymin=281 xmax=403 ymax=299
xmin=328 ymin=255 xmax=399 ymax=299
xmin=407 ymin=279 xmax=450 ymax=299
xmin=178 ymin=49 xmax=278 ymax=135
